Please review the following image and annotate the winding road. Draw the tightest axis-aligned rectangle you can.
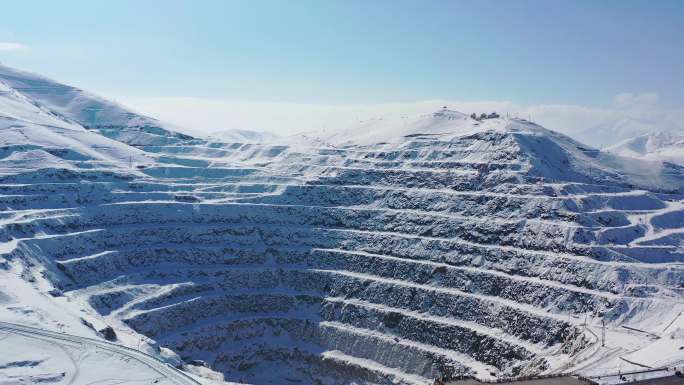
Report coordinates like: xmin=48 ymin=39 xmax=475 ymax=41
xmin=0 ymin=320 xmax=201 ymax=385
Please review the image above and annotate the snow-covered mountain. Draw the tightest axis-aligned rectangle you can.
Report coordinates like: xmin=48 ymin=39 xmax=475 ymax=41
xmin=606 ymin=130 xmax=684 ymax=165
xmin=207 ymin=129 xmax=280 ymax=144
xmin=0 ymin=63 xmax=194 ymax=147
xmin=1 ymin=64 xmax=683 ymax=385
xmin=0 ymin=80 xmax=152 ymax=167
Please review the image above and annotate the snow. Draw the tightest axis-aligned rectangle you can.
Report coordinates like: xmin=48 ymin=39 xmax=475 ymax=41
xmin=206 ymin=129 xmax=280 ymax=144
xmin=620 ymin=313 xmax=684 ymax=369
xmin=606 ymin=131 xmax=684 ymax=166
xmin=0 ymin=63 xmax=158 ymax=129
xmin=1 ymin=62 xmax=684 ymax=385
xmin=321 ymin=109 xmax=472 ymax=146
xmin=0 ymin=331 xmax=177 ymax=385
xmin=0 ymin=76 xmax=152 ymax=167
xmin=293 ymin=110 xmax=684 ymax=194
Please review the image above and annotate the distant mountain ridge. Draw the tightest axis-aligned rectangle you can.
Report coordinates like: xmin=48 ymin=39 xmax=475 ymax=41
xmin=207 ymin=128 xmax=280 ymax=144
xmin=606 ymin=130 xmax=684 ymax=165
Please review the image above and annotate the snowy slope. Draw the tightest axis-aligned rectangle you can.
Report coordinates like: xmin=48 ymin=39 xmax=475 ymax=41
xmin=0 ymin=78 xmax=153 ymax=171
xmin=0 ymin=64 xmax=156 ymax=128
xmin=0 ymin=63 xmax=194 ymax=146
xmin=1 ymin=64 xmax=684 ymax=385
xmin=311 ymin=109 xmax=684 ymax=194
xmin=0 ymin=321 xmax=201 ymax=385
xmin=207 ymin=129 xmax=280 ymax=144
xmin=323 ymin=109 xmax=472 ymax=146
xmin=606 ymin=131 xmax=684 ymax=165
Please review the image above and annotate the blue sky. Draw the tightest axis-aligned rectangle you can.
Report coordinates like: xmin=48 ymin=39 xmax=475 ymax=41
xmin=1 ymin=0 xmax=683 ymax=143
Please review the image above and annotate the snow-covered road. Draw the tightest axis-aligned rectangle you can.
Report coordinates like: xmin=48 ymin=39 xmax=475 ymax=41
xmin=0 ymin=321 xmax=201 ymax=385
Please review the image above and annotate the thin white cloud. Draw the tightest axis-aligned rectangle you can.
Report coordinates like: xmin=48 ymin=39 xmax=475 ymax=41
xmin=614 ymin=92 xmax=658 ymax=107
xmin=0 ymin=42 xmax=27 ymax=51
xmin=119 ymin=93 xmax=684 ymax=148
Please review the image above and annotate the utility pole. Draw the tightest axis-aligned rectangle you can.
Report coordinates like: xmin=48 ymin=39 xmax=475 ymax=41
xmin=601 ymin=319 xmax=606 ymax=347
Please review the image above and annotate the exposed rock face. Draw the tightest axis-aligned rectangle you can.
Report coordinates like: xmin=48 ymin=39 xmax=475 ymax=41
xmin=1 ymin=64 xmax=683 ymax=385
xmin=99 ymin=325 xmax=117 ymax=341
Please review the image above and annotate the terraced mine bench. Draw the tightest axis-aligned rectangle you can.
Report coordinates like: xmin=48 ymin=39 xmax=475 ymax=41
xmin=2 ymin=62 xmax=683 ymax=385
